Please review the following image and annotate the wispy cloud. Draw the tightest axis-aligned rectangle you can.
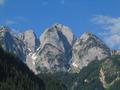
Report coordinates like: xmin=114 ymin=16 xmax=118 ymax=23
xmin=5 ymin=20 xmax=17 ymax=25
xmin=40 ymin=0 xmax=66 ymax=6
xmin=0 ymin=0 xmax=5 ymax=6
xmin=4 ymin=17 xmax=27 ymax=25
xmin=92 ymin=15 xmax=120 ymax=49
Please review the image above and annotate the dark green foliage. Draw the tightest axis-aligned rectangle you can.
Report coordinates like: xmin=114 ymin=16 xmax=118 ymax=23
xmin=107 ymin=80 xmax=120 ymax=90
xmin=0 ymin=46 xmax=45 ymax=90
xmin=101 ymin=56 xmax=120 ymax=84
xmin=37 ymin=56 xmax=120 ymax=90
xmin=38 ymin=73 xmax=67 ymax=90
xmin=100 ymin=56 xmax=120 ymax=90
xmin=75 ymin=60 xmax=104 ymax=90
xmin=39 ymin=61 xmax=104 ymax=90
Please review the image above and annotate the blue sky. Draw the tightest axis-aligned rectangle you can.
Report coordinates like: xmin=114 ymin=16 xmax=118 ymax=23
xmin=0 ymin=0 xmax=120 ymax=49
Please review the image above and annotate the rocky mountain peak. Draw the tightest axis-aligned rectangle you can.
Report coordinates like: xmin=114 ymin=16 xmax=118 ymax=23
xmin=23 ymin=29 xmax=36 ymax=39
xmin=75 ymin=32 xmax=109 ymax=49
xmin=70 ymin=32 xmax=111 ymax=73
xmin=54 ymin=23 xmax=76 ymax=46
xmin=0 ymin=24 xmax=115 ymax=75
xmin=0 ymin=26 xmax=10 ymax=31
xmin=40 ymin=23 xmax=76 ymax=48
xmin=0 ymin=26 xmax=11 ymax=36
xmin=28 ymin=24 xmax=76 ymax=73
xmin=0 ymin=26 xmax=27 ymax=61
xmin=80 ymin=32 xmax=93 ymax=41
xmin=40 ymin=23 xmax=76 ymax=55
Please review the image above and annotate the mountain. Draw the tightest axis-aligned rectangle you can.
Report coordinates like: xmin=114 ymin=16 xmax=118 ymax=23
xmin=0 ymin=24 xmax=115 ymax=70
xmin=100 ymin=56 xmax=120 ymax=90
xmin=28 ymin=23 xmax=76 ymax=73
xmin=70 ymin=32 xmax=111 ymax=73
xmin=0 ymin=26 xmax=40 ymax=62
xmin=0 ymin=23 xmax=120 ymax=90
xmin=0 ymin=46 xmax=67 ymax=90
xmin=0 ymin=45 xmax=45 ymax=90
xmin=46 ymin=56 xmax=120 ymax=90
xmin=0 ymin=26 xmax=27 ymax=61
xmin=0 ymin=24 xmax=111 ymax=74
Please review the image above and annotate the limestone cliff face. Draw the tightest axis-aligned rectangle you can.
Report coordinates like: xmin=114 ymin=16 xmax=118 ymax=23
xmin=26 ymin=24 xmax=111 ymax=74
xmin=22 ymin=30 xmax=40 ymax=52
xmin=31 ymin=24 xmax=76 ymax=73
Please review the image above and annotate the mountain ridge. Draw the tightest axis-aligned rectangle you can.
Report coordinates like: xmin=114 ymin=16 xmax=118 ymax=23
xmin=0 ymin=24 xmax=113 ymax=73
xmin=0 ymin=23 xmax=120 ymax=90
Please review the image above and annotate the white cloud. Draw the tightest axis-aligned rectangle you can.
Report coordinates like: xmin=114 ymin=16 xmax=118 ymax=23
xmin=105 ymin=34 xmax=120 ymax=48
xmin=0 ymin=0 xmax=5 ymax=6
xmin=5 ymin=20 xmax=16 ymax=25
xmin=4 ymin=17 xmax=27 ymax=25
xmin=92 ymin=15 xmax=120 ymax=49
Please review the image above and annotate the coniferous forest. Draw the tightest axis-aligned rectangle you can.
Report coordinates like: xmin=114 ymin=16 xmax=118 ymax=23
xmin=0 ymin=46 xmax=67 ymax=90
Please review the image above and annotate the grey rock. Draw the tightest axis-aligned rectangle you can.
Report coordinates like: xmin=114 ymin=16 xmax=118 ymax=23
xmin=31 ymin=23 xmax=76 ymax=73
xmin=111 ymin=50 xmax=120 ymax=56
xmin=21 ymin=29 xmax=40 ymax=52
xmin=0 ymin=26 xmax=27 ymax=61
xmin=0 ymin=24 xmax=115 ymax=74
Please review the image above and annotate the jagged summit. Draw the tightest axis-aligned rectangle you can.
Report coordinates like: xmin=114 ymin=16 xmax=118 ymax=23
xmin=23 ymin=29 xmax=36 ymax=37
xmin=0 ymin=24 xmax=113 ymax=74
xmin=70 ymin=32 xmax=111 ymax=73
xmin=0 ymin=26 xmax=10 ymax=33
xmin=39 ymin=23 xmax=76 ymax=55
xmin=76 ymin=32 xmax=108 ymax=47
xmin=79 ymin=32 xmax=99 ymax=41
xmin=0 ymin=26 xmax=10 ymax=30
xmin=40 ymin=23 xmax=76 ymax=47
xmin=80 ymin=32 xmax=93 ymax=40
xmin=0 ymin=27 xmax=27 ymax=61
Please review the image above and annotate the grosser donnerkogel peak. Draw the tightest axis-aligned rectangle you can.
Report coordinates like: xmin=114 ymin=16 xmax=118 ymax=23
xmin=28 ymin=24 xmax=76 ymax=73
